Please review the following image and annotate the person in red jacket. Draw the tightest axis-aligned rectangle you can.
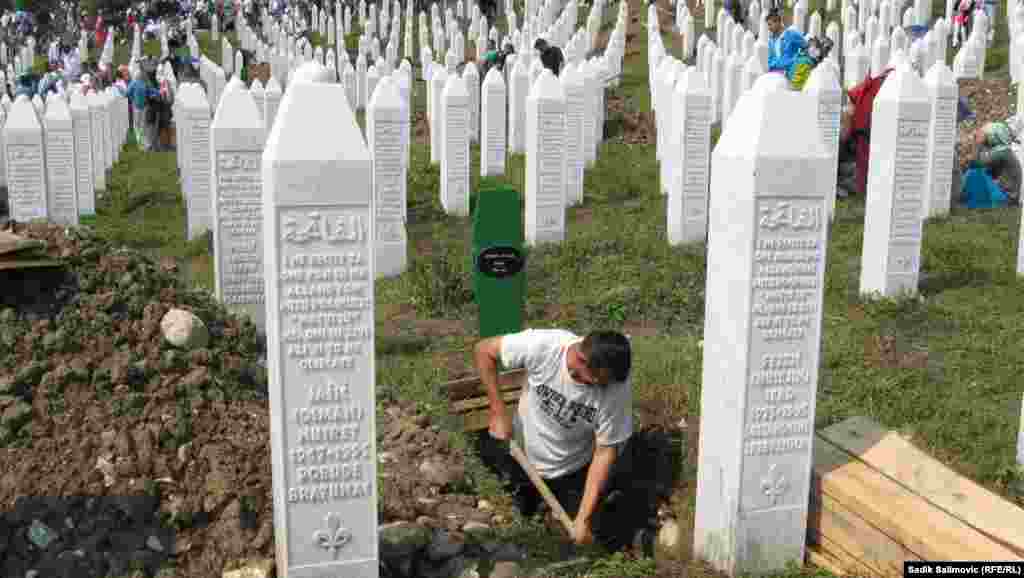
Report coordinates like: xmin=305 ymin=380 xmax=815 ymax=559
xmin=839 ymin=67 xmax=893 ymax=196
xmin=95 ymin=15 xmax=107 ymax=54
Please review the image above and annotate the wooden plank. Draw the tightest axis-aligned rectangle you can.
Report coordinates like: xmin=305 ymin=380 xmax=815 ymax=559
xmin=451 ymin=390 xmax=522 ymax=414
xmin=807 ymin=534 xmax=880 ymax=577
xmin=813 ymin=434 xmax=1021 ymax=561
xmin=442 ymin=368 xmax=528 ymax=402
xmin=820 ymin=416 xmax=1024 ymax=557
xmin=809 ymin=485 xmax=920 ymax=577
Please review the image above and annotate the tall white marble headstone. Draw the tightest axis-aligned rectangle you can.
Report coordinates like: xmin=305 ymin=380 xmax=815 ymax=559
xmin=44 ymin=96 xmax=78 ymax=226
xmin=480 ymin=67 xmax=507 ymax=177
xmin=430 ymin=65 xmax=448 ymax=164
xmin=185 ymin=88 xmax=213 ymax=240
xmin=509 ymin=57 xmax=529 ymax=154
xmin=923 ymin=62 xmax=957 ymax=219
xmin=525 ymin=70 xmax=567 ymax=246
xmin=441 ymin=74 xmax=470 ymax=216
xmin=562 ymin=63 xmax=586 ymax=207
xmin=263 ymin=68 xmax=378 ymax=578
xmin=69 ymin=91 xmax=96 ymax=217
xmin=87 ymin=92 xmax=108 ymax=193
xmin=804 ymin=63 xmax=842 ymax=220
xmin=5 ymin=96 xmax=47 ymax=222
xmin=694 ymin=74 xmax=830 ymax=575
xmin=212 ymin=85 xmax=267 ymax=329
xmin=860 ymin=63 xmax=931 ymax=298
xmin=367 ymin=76 xmax=408 ymax=278
xmin=668 ymin=67 xmax=711 ymax=246
xmin=265 ymin=77 xmax=283 ymax=138
xmin=464 ymin=62 xmax=480 ymax=144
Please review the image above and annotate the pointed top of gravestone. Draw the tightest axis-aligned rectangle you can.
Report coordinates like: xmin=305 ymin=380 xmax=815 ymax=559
xmin=44 ymin=93 xmax=72 ymax=125
xmin=482 ymin=65 xmax=505 ymax=88
xmin=715 ymin=75 xmax=829 ymax=161
xmin=5 ymin=95 xmax=41 ymax=131
xmin=877 ymin=59 xmax=929 ymax=102
xmin=924 ymin=60 xmax=955 ymax=88
xmin=213 ymin=81 xmax=263 ymax=134
xmin=675 ymin=65 xmax=707 ymax=94
xmin=225 ymin=75 xmax=246 ymax=94
xmin=265 ymin=80 xmax=367 ymax=168
xmin=251 ymin=78 xmax=265 ymax=93
xmin=803 ymin=61 xmax=840 ymax=93
xmin=743 ymin=53 xmax=765 ymax=77
xmin=888 ymin=48 xmax=908 ymax=70
xmin=443 ymin=72 xmax=468 ymax=100
xmin=266 ymin=76 xmax=283 ymax=95
xmin=368 ymin=73 xmax=402 ymax=111
xmin=529 ymin=68 xmax=564 ymax=101
xmin=291 ymin=61 xmax=336 ymax=85
xmin=69 ymin=89 xmax=88 ymax=111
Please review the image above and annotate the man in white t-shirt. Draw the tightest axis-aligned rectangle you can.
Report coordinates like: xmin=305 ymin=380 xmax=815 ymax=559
xmin=474 ymin=328 xmax=633 ymax=546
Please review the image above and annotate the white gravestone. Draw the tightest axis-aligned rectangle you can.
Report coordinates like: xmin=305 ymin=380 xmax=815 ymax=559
xmin=480 ymin=67 xmax=507 ymax=177
xmin=103 ymin=90 xmax=116 ymax=170
xmin=860 ymin=63 xmax=931 ymax=298
xmin=804 ymin=63 xmax=842 ymax=220
xmin=694 ymin=74 xmax=831 ymax=575
xmin=265 ymin=77 xmax=283 ymax=138
xmin=367 ymin=76 xmax=408 ymax=278
xmin=69 ymin=91 xmax=96 ymax=217
xmin=185 ymin=88 xmax=214 ymax=240
xmin=262 ymin=72 xmax=378 ymax=578
xmin=509 ymin=57 xmax=530 ymax=154
xmin=525 ymin=69 xmax=567 ymax=246
xmin=87 ymin=92 xmax=108 ymax=193
xmin=44 ymin=96 xmax=78 ymax=226
xmin=464 ymin=62 xmax=480 ymax=144
xmin=441 ymin=74 xmax=470 ymax=216
xmin=430 ymin=66 xmax=448 ymax=165
xmin=5 ymin=97 xmax=48 ymax=222
xmin=668 ymin=67 xmax=712 ymax=246
xmin=562 ymin=63 xmax=586 ymax=207
xmin=212 ymin=87 xmax=267 ymax=330
xmin=923 ymin=62 xmax=957 ymax=220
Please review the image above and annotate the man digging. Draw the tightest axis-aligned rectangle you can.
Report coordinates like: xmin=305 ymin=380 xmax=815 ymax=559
xmin=474 ymin=329 xmax=638 ymax=548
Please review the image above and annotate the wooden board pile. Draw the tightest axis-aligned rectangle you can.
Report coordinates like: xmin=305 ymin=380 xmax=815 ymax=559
xmin=808 ymin=416 xmax=1024 ymax=576
xmin=0 ymin=230 xmax=61 ymax=271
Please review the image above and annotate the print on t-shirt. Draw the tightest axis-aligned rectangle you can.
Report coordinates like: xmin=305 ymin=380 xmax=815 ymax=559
xmin=534 ymin=382 xmax=598 ymax=429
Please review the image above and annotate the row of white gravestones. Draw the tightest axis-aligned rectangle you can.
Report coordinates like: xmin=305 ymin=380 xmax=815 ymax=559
xmin=4 ymin=88 xmax=126 ymax=226
xmin=262 ymin=73 xmax=379 ymax=578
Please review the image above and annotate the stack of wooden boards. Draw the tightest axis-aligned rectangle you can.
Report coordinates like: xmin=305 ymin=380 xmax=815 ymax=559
xmin=445 ymin=375 xmax=1024 ymax=574
xmin=0 ymin=230 xmax=61 ymax=271
xmin=808 ymin=416 xmax=1024 ymax=575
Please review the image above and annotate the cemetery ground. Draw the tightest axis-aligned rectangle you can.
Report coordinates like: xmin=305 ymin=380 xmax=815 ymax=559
xmin=2 ymin=1 xmax=1024 ymax=578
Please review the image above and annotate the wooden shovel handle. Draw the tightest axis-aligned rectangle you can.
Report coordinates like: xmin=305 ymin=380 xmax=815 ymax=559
xmin=509 ymin=440 xmax=576 ymax=536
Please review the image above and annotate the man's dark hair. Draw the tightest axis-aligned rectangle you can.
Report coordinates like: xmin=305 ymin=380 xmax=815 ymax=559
xmin=766 ymin=9 xmax=782 ymax=21
xmin=582 ymin=331 xmax=631 ymax=383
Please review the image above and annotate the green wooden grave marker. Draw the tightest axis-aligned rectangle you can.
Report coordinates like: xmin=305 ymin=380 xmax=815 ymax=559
xmin=471 ymin=183 xmax=525 ymax=340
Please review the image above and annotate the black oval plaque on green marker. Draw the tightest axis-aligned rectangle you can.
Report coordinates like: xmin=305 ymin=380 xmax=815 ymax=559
xmin=476 ymin=246 xmax=525 ymax=278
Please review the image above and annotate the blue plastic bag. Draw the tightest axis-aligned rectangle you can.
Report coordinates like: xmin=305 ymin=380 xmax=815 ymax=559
xmin=961 ymin=167 xmax=1008 ymax=208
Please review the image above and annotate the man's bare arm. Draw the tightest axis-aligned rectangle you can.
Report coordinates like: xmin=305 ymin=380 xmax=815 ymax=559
xmin=474 ymin=336 xmax=510 ymax=438
xmin=577 ymin=443 xmax=619 ymax=525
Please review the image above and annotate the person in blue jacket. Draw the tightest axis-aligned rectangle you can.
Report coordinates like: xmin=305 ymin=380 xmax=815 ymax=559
xmin=767 ymin=27 xmax=808 ymax=75
xmin=126 ymin=66 xmax=161 ymax=151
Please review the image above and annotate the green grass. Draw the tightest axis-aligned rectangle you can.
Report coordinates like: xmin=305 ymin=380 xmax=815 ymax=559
xmin=85 ymin=0 xmax=1024 ymax=576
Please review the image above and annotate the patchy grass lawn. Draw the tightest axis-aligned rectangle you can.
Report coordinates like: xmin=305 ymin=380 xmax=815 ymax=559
xmin=87 ymin=2 xmax=1024 ymax=577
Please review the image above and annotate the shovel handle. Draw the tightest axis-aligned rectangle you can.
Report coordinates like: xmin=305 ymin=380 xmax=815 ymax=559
xmin=509 ymin=440 xmax=576 ymax=536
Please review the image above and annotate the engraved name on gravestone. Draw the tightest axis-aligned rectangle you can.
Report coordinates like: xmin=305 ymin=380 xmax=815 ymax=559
xmin=694 ymin=75 xmax=831 ymax=575
xmin=264 ymin=76 xmax=378 ymax=578
xmin=4 ymin=96 xmax=47 ymax=222
xmin=45 ymin=96 xmax=79 ymax=226
xmin=860 ymin=63 xmax=930 ymax=298
xmin=525 ymin=69 xmax=567 ymax=246
xmin=213 ymin=86 xmax=267 ymax=329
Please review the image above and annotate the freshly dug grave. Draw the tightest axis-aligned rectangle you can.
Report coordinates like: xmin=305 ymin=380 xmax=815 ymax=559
xmin=0 ymin=221 xmax=684 ymax=577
